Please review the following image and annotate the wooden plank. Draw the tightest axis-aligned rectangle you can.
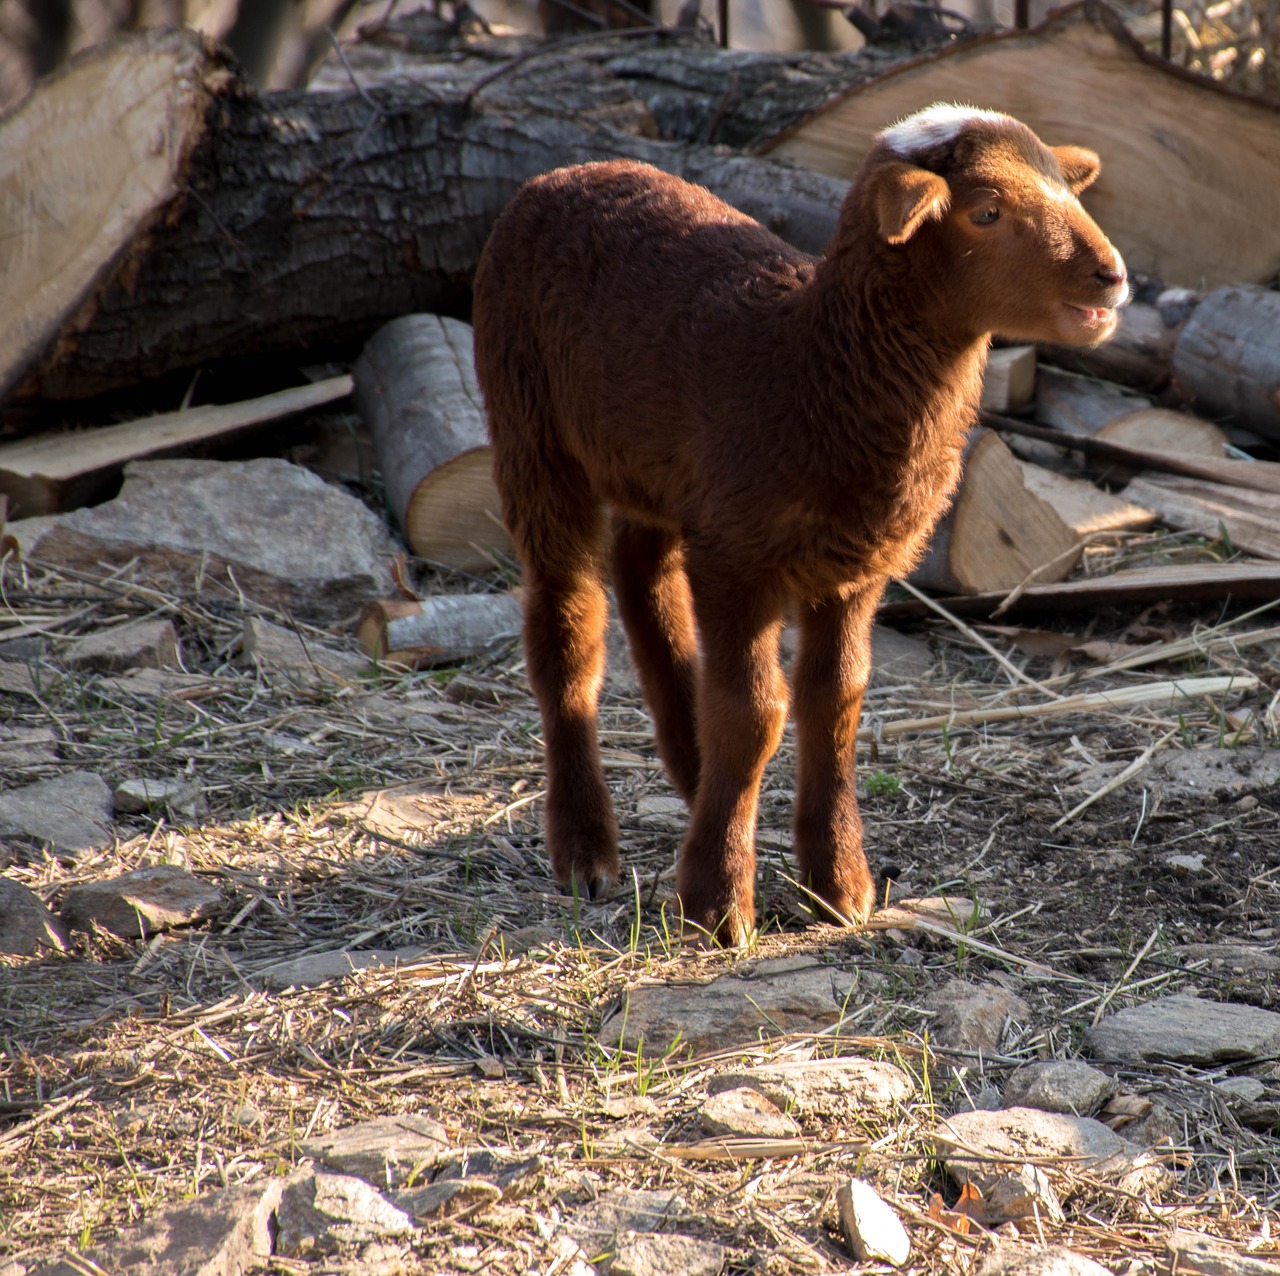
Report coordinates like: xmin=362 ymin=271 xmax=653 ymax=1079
xmin=980 ymin=346 xmax=1036 ymax=413
xmin=0 ymin=376 xmax=353 ymax=517
xmin=880 ymin=562 xmax=1280 ymax=618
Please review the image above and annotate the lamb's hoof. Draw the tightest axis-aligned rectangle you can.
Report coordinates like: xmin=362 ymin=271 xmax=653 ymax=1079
xmin=807 ymin=878 xmax=876 ymax=928
xmin=677 ymin=897 xmax=756 ymax=949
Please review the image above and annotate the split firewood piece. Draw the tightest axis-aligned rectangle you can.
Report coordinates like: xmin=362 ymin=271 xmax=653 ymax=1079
xmin=1173 ymin=284 xmax=1280 ymax=444
xmin=911 ymin=429 xmax=1083 ymax=595
xmin=1035 ymin=366 xmax=1149 ymax=437
xmin=1018 ymin=466 xmax=1155 ymax=537
xmin=356 ymin=593 xmax=523 ymax=669
xmin=354 ymin=315 xmax=512 ymax=573
xmin=0 ymin=376 xmax=352 ymax=518
xmin=980 ymin=347 xmax=1036 ymax=414
xmin=1123 ymin=475 xmax=1280 ymax=560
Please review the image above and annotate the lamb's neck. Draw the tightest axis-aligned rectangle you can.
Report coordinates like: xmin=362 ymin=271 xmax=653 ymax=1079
xmin=785 ymin=249 xmax=991 ymax=453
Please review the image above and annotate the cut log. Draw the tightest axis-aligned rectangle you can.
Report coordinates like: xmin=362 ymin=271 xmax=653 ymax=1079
xmin=0 ymin=27 xmax=851 ymax=409
xmin=1097 ymin=408 xmax=1227 ymax=459
xmin=1122 ymin=475 xmax=1280 ymax=560
xmin=1018 ymin=466 xmax=1155 ymax=537
xmin=980 ymin=346 xmax=1037 ymax=414
xmin=356 ymin=593 xmax=524 ymax=668
xmin=353 ymin=316 xmax=511 ymax=574
xmin=764 ymin=1 xmax=1280 ymax=289
xmin=881 ymin=562 xmax=1280 ymax=619
xmin=910 ymin=429 xmax=1083 ymax=595
xmin=1035 ymin=366 xmax=1149 ymax=438
xmin=0 ymin=376 xmax=352 ymax=518
xmin=1172 ymin=285 xmax=1280 ymax=444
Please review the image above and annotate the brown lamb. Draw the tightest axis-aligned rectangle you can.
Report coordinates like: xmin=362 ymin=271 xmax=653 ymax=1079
xmin=472 ymin=103 xmax=1128 ymax=946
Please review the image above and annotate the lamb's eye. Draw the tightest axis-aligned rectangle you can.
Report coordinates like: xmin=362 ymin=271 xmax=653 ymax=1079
xmin=971 ymin=206 xmax=1001 ymax=226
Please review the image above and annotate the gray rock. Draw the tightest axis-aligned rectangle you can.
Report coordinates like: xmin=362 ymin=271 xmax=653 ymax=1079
xmin=0 ymin=878 xmax=70 ymax=955
xmin=114 ymin=777 xmax=204 ymax=821
xmin=935 ymin=1107 xmax=1161 ymax=1193
xmin=254 ymin=944 xmax=434 ymax=990
xmin=0 ymin=726 xmax=59 ymax=770
xmin=976 ymin=1242 xmax=1114 ymax=1276
xmin=60 ymin=864 xmax=222 ymax=938
xmin=1175 ymin=944 xmax=1280 ymax=975
xmin=236 ymin=615 xmax=367 ymax=686
xmin=1154 ymin=747 xmax=1280 ymax=797
xmin=836 ymin=1178 xmax=910 ymax=1266
xmin=0 ymin=772 xmax=113 ymax=857
xmin=1168 ymin=1229 xmax=1280 ymax=1276
xmin=29 ymin=1179 xmax=282 ymax=1276
xmin=922 ymin=979 xmax=1031 ymax=1054
xmin=277 ymin=1171 xmax=414 ymax=1256
xmin=9 ymin=458 xmax=397 ymax=622
xmin=1003 ymin=1060 xmax=1117 ymax=1116
xmin=598 ymin=956 xmax=859 ymax=1055
xmin=700 ymin=1086 xmax=801 ymax=1139
xmin=63 ymin=617 xmax=180 ymax=673
xmin=393 ymin=1177 xmax=501 ymax=1220
xmin=564 ymin=1189 xmax=683 ymax=1252
xmin=1085 ymin=995 xmax=1280 ymax=1065
xmin=300 ymin=1114 xmax=450 ymax=1188
xmin=611 ymin=1231 xmax=726 ymax=1276
xmin=705 ymin=1057 xmax=913 ymax=1118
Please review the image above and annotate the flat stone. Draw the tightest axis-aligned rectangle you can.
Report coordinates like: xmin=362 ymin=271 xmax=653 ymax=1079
xmin=0 ymin=726 xmax=59 ymax=769
xmin=611 ymin=1231 xmax=726 ymax=1276
xmin=254 ymin=944 xmax=434 ymax=990
xmin=598 ymin=956 xmax=859 ymax=1055
xmin=114 ymin=777 xmax=204 ymax=820
xmin=700 ymin=1086 xmax=801 ymax=1138
xmin=934 ymin=1107 xmax=1157 ymax=1192
xmin=300 ymin=1114 xmax=450 ymax=1188
xmin=976 ymin=1243 xmax=1114 ymax=1276
xmin=564 ymin=1189 xmax=683 ymax=1253
xmin=0 ymin=658 xmax=42 ymax=698
xmin=870 ymin=624 xmax=935 ymax=685
xmin=63 ymin=617 xmax=180 ymax=673
xmin=1085 ymin=995 xmax=1280 ymax=1065
xmin=706 ymin=1057 xmax=913 ymax=1118
xmin=394 ymin=1177 xmax=501 ymax=1220
xmin=236 ymin=615 xmax=366 ymax=686
xmin=0 ymin=771 xmax=113 ymax=857
xmin=60 ymin=864 xmax=222 ymax=938
xmin=0 ymin=878 xmax=70 ymax=955
xmin=30 ymin=1179 xmax=283 ymax=1276
xmin=1153 ymin=747 xmax=1280 ymax=797
xmin=1175 ymin=944 xmax=1280 ymax=975
xmin=8 ymin=458 xmax=397 ymax=622
xmin=634 ymin=794 xmax=688 ymax=827
xmin=1168 ymin=1229 xmax=1280 ymax=1276
xmin=277 ymin=1171 xmax=414 ymax=1256
xmin=434 ymin=1148 xmax=544 ymax=1198
xmin=1002 ymin=1060 xmax=1117 ymax=1116
xmin=836 ymin=1178 xmax=910 ymax=1266
xmin=922 ymin=979 xmax=1031 ymax=1054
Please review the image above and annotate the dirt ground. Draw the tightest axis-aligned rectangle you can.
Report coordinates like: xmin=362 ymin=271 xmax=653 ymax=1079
xmin=1 ymin=535 xmax=1279 ymax=1274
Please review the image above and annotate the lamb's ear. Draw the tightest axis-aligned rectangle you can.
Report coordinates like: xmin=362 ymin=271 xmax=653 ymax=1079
xmin=871 ymin=162 xmax=951 ymax=245
xmin=1053 ymin=145 xmax=1101 ymax=194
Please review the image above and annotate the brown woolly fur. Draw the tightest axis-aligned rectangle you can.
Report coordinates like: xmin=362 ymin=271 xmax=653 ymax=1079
xmin=473 ymin=103 xmax=1128 ymax=946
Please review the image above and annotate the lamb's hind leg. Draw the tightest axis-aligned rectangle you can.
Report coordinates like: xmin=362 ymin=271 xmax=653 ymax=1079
xmin=610 ymin=518 xmax=700 ymax=803
xmin=506 ymin=470 xmax=620 ymax=899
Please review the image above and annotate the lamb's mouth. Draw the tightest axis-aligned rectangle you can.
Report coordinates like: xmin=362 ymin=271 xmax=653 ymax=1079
xmin=1067 ymin=304 xmax=1115 ymax=324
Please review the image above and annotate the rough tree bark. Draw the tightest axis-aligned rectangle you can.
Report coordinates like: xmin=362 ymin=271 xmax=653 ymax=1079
xmin=1 ymin=26 xmax=853 ymax=408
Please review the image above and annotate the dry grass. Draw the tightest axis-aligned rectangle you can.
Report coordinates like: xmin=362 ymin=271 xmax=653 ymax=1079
xmin=1 ymin=538 xmax=1279 ymax=1274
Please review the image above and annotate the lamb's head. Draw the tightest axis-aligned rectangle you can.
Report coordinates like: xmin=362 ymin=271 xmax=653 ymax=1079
xmin=855 ymin=103 xmax=1128 ymax=347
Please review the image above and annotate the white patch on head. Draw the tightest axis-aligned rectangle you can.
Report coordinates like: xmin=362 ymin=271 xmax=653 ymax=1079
xmin=1037 ymin=175 xmax=1075 ymax=202
xmin=880 ymin=103 xmax=1016 ymax=158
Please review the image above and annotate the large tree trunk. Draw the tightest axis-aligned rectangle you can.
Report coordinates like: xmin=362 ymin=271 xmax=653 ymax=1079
xmin=1 ymin=27 xmax=851 ymax=411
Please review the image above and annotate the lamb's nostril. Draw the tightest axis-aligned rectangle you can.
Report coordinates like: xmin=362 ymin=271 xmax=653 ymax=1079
xmin=1096 ymin=267 xmax=1126 ymax=288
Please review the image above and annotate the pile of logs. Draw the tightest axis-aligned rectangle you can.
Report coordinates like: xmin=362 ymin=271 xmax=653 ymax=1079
xmin=3 ymin=3 xmax=1280 ymax=646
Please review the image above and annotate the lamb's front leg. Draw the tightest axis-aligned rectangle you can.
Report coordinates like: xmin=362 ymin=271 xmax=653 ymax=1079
xmin=676 ymin=572 xmax=787 ymax=946
xmin=790 ymin=589 xmax=880 ymax=926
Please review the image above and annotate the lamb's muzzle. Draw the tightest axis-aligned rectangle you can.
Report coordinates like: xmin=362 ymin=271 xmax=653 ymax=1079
xmin=471 ymin=102 xmax=1126 ymax=946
